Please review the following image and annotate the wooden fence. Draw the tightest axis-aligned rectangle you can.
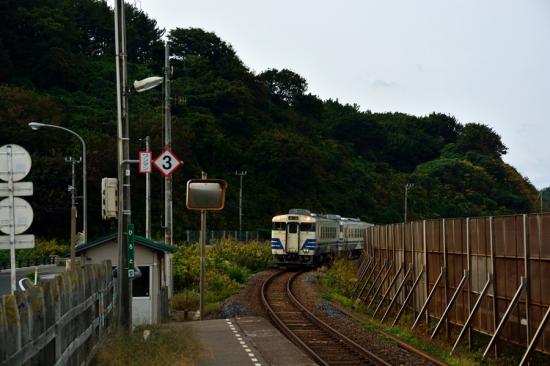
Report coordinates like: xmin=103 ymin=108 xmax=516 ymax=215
xmin=356 ymin=213 xmax=550 ymax=362
xmin=0 ymin=260 xmax=114 ymax=365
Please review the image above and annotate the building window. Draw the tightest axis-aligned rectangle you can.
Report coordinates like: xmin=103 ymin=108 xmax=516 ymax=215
xmin=133 ymin=266 xmax=150 ymax=298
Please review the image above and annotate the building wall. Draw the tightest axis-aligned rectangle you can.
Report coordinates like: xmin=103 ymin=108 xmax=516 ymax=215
xmin=79 ymin=239 xmax=162 ymax=324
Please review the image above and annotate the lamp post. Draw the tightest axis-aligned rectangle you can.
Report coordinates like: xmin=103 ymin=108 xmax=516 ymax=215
xmin=133 ymin=41 xmax=172 ymax=247
xmin=29 ymin=122 xmax=88 ymax=244
xmin=65 ymin=156 xmax=81 ymax=266
xmin=134 ymin=79 xmax=162 ymax=240
xmin=163 ymin=42 xmax=173 ymax=248
xmin=114 ymin=0 xmax=132 ymax=330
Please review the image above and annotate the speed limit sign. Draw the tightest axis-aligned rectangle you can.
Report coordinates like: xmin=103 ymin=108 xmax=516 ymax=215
xmin=153 ymin=147 xmax=182 ymax=176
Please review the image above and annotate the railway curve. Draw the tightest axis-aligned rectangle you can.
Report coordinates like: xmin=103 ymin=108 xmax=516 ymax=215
xmin=261 ymin=270 xmax=391 ymax=366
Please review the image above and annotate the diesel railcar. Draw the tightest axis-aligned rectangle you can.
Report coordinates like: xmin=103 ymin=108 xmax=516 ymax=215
xmin=271 ymin=209 xmax=372 ymax=266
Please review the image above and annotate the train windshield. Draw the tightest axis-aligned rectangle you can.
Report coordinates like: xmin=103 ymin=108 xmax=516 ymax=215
xmin=272 ymin=222 xmax=286 ymax=231
xmin=300 ymin=223 xmax=315 ymax=232
xmin=288 ymin=222 xmax=298 ymax=234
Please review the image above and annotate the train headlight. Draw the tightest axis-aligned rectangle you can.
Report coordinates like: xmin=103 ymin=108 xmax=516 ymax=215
xmin=303 ymin=249 xmax=309 ymax=254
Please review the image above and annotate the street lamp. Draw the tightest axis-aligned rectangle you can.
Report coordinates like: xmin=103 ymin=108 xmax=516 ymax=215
xmin=133 ymin=76 xmax=162 ymax=240
xmin=133 ymin=76 xmax=163 ymax=93
xmin=29 ymin=122 xmax=88 ymax=244
xmin=133 ymin=42 xmax=173 ymax=248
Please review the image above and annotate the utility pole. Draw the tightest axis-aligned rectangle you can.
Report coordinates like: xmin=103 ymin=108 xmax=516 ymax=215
xmin=65 ymin=156 xmax=81 ymax=267
xmin=404 ymin=183 xmax=413 ymax=224
xmin=145 ymin=136 xmax=151 ymax=239
xmin=164 ymin=42 xmax=173 ymax=247
xmin=199 ymin=171 xmax=207 ymax=320
xmin=540 ymin=190 xmax=543 ymax=214
xmin=114 ymin=0 xmax=132 ymax=330
xmin=235 ymin=171 xmax=247 ymax=235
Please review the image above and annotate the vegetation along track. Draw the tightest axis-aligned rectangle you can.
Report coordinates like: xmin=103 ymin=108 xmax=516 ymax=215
xmin=261 ymin=270 xmax=391 ymax=366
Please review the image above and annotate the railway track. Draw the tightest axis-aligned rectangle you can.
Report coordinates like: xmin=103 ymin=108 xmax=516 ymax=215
xmin=261 ymin=270 xmax=391 ymax=366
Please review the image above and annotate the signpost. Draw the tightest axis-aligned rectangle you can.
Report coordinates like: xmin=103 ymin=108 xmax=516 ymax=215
xmin=0 ymin=144 xmax=35 ymax=294
xmin=0 ymin=197 xmax=34 ymax=234
xmin=186 ymin=176 xmax=227 ymax=320
xmin=153 ymin=147 xmax=182 ymax=177
xmin=139 ymin=151 xmax=152 ymax=174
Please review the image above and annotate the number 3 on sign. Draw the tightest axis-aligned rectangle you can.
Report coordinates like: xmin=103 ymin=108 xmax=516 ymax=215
xmin=153 ymin=147 xmax=182 ymax=177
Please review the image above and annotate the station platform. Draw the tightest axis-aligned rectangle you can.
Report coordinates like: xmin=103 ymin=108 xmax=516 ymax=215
xmin=177 ymin=316 xmax=316 ymax=366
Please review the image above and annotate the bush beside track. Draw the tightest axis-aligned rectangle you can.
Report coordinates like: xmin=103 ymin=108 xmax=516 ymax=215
xmin=171 ymin=240 xmax=273 ymax=316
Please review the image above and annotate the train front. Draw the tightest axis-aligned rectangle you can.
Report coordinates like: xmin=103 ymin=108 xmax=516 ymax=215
xmin=271 ymin=210 xmax=317 ymax=266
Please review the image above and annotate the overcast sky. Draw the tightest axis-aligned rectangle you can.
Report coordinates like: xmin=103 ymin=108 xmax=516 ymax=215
xmin=132 ymin=0 xmax=549 ymax=188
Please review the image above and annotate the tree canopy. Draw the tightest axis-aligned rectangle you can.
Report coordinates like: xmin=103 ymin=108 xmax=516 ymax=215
xmin=0 ymin=0 xmax=541 ymax=242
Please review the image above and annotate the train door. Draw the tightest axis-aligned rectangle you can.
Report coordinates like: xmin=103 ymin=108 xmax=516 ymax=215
xmin=286 ymin=222 xmax=299 ymax=253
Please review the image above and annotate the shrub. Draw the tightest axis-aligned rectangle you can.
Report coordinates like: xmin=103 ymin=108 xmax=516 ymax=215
xmin=172 ymin=240 xmax=273 ymax=311
xmin=319 ymin=257 xmax=357 ymax=297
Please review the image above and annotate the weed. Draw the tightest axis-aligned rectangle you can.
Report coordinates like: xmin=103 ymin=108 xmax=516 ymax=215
xmin=93 ymin=325 xmax=204 ymax=366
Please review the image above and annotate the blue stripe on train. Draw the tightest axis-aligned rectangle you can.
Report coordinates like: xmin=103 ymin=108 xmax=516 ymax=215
xmin=271 ymin=238 xmax=284 ymax=250
xmin=301 ymin=239 xmax=317 ymax=250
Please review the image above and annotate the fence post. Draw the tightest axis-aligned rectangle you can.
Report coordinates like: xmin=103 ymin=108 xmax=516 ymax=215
xmin=431 ymin=270 xmax=469 ymax=339
xmin=392 ymin=265 xmax=425 ymax=326
xmin=489 ymin=216 xmax=498 ymax=357
xmin=466 ymin=217 xmax=472 ymax=349
xmin=519 ymin=305 xmax=550 ymax=366
xmin=483 ymin=276 xmax=527 ymax=359
xmin=442 ymin=218 xmax=449 ymax=337
xmin=423 ymin=220 xmax=428 ymax=324
xmin=523 ymin=214 xmax=531 ymax=346
xmin=3 ymin=295 xmax=21 ymax=359
xmin=450 ymin=274 xmax=493 ymax=355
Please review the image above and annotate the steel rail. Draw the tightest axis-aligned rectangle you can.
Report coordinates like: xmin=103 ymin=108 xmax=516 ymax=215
xmin=260 ymin=270 xmax=329 ymax=366
xmin=327 ymin=299 xmax=449 ymax=366
xmin=286 ymin=271 xmax=391 ymax=366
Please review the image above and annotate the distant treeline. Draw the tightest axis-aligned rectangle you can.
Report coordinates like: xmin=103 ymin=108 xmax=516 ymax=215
xmin=0 ymin=0 xmax=544 ymax=241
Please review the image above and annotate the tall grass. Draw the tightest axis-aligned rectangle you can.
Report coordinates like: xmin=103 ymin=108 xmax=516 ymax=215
xmin=94 ymin=325 xmax=204 ymax=366
xmin=171 ymin=240 xmax=272 ymax=313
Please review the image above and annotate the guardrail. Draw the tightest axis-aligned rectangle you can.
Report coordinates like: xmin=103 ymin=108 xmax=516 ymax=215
xmin=0 ymin=260 xmax=114 ymax=365
xmin=0 ymin=256 xmax=58 ymax=270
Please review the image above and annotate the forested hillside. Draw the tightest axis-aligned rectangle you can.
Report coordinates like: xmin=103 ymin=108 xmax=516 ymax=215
xmin=0 ymin=0 xmax=542 ymax=241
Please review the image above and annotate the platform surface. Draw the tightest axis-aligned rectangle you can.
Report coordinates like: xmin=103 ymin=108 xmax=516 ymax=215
xmin=234 ymin=316 xmax=316 ymax=366
xmin=173 ymin=316 xmax=316 ymax=366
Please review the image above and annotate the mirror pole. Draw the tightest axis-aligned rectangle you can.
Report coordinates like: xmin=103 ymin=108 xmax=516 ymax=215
xmin=199 ymin=171 xmax=207 ymax=320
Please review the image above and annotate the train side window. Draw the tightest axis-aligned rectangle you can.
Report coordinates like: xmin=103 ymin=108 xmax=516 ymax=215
xmin=288 ymin=222 xmax=298 ymax=234
xmin=300 ymin=223 xmax=315 ymax=232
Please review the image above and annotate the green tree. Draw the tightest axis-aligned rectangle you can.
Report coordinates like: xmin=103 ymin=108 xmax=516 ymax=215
xmin=456 ymin=122 xmax=508 ymax=157
xmin=258 ymin=68 xmax=308 ymax=105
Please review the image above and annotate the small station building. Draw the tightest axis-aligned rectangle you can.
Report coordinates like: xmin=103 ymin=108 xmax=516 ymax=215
xmin=76 ymin=233 xmax=175 ymax=326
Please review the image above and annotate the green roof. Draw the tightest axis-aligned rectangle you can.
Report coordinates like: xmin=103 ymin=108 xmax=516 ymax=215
xmin=76 ymin=233 xmax=176 ymax=254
